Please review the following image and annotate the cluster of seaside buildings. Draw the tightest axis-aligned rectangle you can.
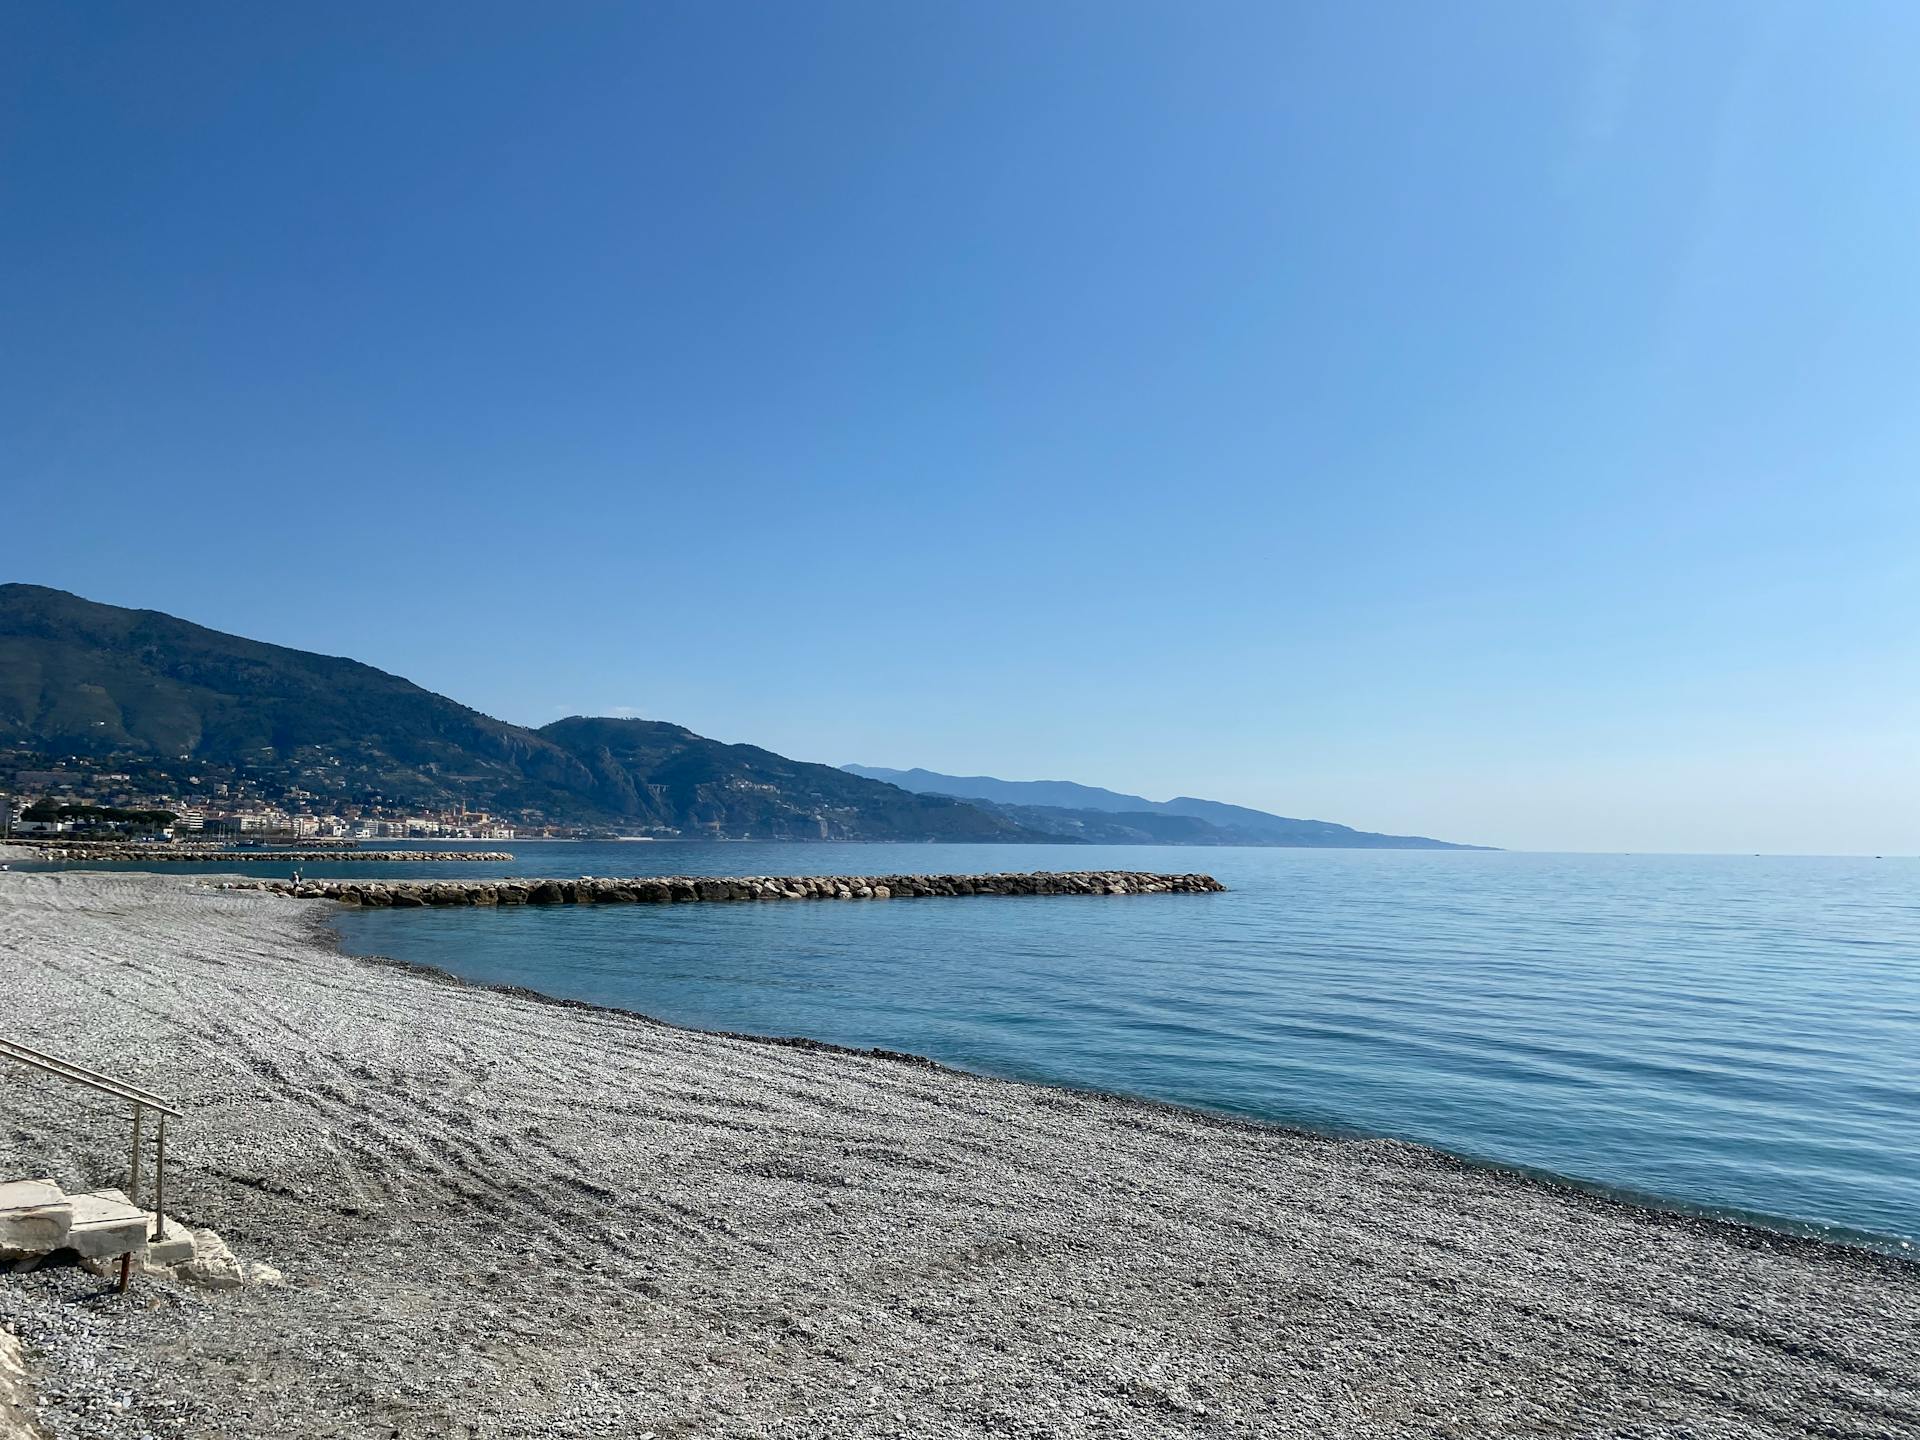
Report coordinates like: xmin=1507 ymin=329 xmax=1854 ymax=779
xmin=0 ymin=790 xmax=514 ymax=842
xmin=174 ymin=809 xmax=516 ymax=841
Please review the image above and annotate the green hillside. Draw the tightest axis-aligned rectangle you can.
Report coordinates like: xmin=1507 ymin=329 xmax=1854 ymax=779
xmin=0 ymin=585 xmax=1034 ymax=841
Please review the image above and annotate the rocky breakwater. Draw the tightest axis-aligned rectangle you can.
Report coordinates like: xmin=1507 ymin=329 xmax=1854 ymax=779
xmin=225 ymin=870 xmax=1227 ymax=907
xmin=29 ymin=846 xmax=513 ymax=863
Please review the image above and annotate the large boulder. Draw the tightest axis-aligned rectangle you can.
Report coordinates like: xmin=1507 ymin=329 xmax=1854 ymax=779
xmin=177 ymin=1227 xmax=245 ymax=1289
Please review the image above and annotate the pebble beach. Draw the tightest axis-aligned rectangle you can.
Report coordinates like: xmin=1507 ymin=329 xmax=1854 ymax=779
xmin=1 ymin=869 xmax=1916 ymax=1439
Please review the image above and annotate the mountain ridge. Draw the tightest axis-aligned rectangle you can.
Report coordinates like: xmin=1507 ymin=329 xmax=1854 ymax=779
xmin=841 ymin=765 xmax=1486 ymax=850
xmin=0 ymin=584 xmax=1033 ymax=842
xmin=0 ymin=584 xmax=1483 ymax=848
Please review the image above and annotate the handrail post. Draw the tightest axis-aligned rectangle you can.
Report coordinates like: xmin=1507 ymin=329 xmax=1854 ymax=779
xmin=153 ymin=1114 xmax=168 ymax=1242
xmin=129 ymin=1102 xmax=145 ymax=1209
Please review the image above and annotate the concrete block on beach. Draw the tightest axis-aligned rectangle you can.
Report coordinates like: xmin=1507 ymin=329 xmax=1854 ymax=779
xmin=63 ymin=1189 xmax=147 ymax=1261
xmin=142 ymin=1218 xmax=194 ymax=1268
xmin=0 ymin=1179 xmax=71 ymax=1257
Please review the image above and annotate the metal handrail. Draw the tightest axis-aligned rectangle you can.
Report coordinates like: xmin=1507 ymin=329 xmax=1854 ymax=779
xmin=0 ymin=1038 xmax=180 ymax=1116
xmin=0 ymin=1035 xmax=178 ymax=1259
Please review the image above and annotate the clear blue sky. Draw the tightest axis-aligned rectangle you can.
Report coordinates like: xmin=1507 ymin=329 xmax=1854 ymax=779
xmin=4 ymin=2 xmax=1917 ymax=854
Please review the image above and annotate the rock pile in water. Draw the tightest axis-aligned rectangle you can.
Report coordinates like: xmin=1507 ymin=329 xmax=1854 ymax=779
xmin=28 ymin=847 xmax=513 ymax=863
xmin=223 ymin=870 xmax=1227 ymax=907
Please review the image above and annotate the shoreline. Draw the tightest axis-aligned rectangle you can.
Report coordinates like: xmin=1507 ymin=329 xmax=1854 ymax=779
xmin=2 ymin=870 xmax=1915 ymax=1438
xmin=321 ymin=903 xmax=1912 ymax=1264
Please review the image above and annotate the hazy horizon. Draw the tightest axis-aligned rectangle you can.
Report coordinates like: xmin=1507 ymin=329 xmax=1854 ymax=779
xmin=5 ymin=3 xmax=1916 ymax=856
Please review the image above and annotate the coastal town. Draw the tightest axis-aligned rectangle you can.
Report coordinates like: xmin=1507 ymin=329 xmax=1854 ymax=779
xmin=0 ymin=751 xmax=517 ymax=843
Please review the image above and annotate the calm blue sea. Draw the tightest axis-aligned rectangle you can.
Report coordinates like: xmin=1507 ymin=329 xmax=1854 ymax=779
xmin=32 ymin=842 xmax=1919 ymax=1251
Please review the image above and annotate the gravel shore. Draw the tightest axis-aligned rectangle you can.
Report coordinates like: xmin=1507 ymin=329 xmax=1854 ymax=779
xmin=1 ymin=870 xmax=1915 ymax=1439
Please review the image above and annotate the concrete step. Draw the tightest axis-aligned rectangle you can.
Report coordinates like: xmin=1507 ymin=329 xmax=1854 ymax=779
xmin=0 ymin=1177 xmax=72 ymax=1258
xmin=142 ymin=1216 xmax=194 ymax=1267
xmin=3 ymin=1177 xmax=279 ymax=1290
xmin=65 ymin=1189 xmax=148 ymax=1261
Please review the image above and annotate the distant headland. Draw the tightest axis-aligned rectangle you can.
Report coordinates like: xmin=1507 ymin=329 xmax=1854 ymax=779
xmin=0 ymin=584 xmax=1485 ymax=849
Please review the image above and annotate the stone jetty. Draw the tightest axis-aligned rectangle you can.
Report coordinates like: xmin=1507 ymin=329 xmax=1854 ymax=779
xmin=223 ymin=870 xmax=1227 ymax=907
xmin=25 ymin=846 xmax=513 ymax=863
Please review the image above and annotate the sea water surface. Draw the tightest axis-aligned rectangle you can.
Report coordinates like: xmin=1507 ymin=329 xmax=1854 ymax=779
xmin=37 ymin=842 xmax=1920 ymax=1249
